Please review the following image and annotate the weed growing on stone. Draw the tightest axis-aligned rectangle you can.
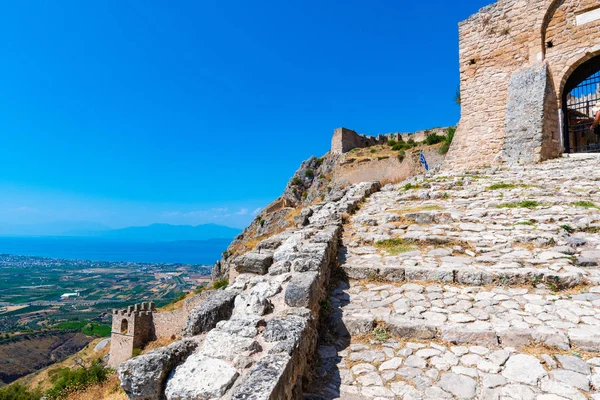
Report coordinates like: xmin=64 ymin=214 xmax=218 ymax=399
xmin=572 ymin=201 xmax=599 ymax=209
xmin=581 ymin=226 xmax=600 ymax=234
xmin=439 ymin=127 xmax=456 ymax=154
xmin=516 ymin=221 xmax=535 ymax=226
xmin=374 ymin=239 xmax=415 ymax=255
xmin=403 ymin=183 xmax=421 ymax=191
xmin=560 ymin=224 xmax=575 ymax=233
xmin=488 ymin=182 xmax=518 ymax=190
xmin=497 ymin=200 xmax=540 ymax=209
xmin=372 ymin=324 xmax=390 ymax=342
xmin=213 ymin=278 xmax=229 ymax=290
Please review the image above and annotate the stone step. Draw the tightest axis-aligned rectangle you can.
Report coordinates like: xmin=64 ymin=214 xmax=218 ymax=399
xmin=331 ymin=281 xmax=600 ymax=352
xmin=306 ymin=336 xmax=600 ymax=399
xmin=341 ymin=260 xmax=585 ymax=289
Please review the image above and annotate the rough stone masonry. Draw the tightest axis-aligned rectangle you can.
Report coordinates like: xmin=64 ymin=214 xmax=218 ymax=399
xmin=445 ymin=0 xmax=600 ymax=169
xmin=116 ymin=181 xmax=380 ymax=400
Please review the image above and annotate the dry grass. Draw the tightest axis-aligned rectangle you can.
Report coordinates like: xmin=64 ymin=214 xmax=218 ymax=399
xmin=158 ymin=292 xmax=196 ymax=312
xmin=65 ymin=373 xmax=127 ymax=400
xmin=346 ymin=145 xmax=402 ymax=162
xmin=141 ymin=337 xmax=177 ymax=354
xmin=390 ymin=205 xmax=444 ymax=214
xmin=17 ymin=338 xmax=110 ymax=392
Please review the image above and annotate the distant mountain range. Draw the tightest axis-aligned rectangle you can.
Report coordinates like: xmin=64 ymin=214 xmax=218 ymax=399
xmin=0 ymin=222 xmax=241 ymax=243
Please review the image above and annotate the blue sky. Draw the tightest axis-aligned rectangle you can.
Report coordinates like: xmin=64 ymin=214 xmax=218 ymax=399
xmin=0 ymin=0 xmax=489 ymax=230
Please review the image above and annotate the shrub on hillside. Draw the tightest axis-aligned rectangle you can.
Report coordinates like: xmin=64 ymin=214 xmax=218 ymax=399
xmin=290 ymin=176 xmax=302 ymax=186
xmin=304 ymin=169 xmax=314 ymax=178
xmin=398 ymin=150 xmax=406 ymax=162
xmin=0 ymin=384 xmax=42 ymax=400
xmin=213 ymin=278 xmax=228 ymax=290
xmin=45 ymin=360 xmax=109 ymax=400
xmin=439 ymin=126 xmax=456 ymax=154
xmin=392 ymin=142 xmax=408 ymax=151
xmin=387 ymin=140 xmax=397 ymax=147
xmin=425 ymin=132 xmax=445 ymax=145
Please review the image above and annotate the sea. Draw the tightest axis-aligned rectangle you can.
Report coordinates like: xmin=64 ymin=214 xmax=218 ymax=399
xmin=0 ymin=236 xmax=231 ymax=265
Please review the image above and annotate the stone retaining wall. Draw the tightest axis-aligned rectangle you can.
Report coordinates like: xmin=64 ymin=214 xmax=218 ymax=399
xmin=116 ymin=181 xmax=381 ymax=400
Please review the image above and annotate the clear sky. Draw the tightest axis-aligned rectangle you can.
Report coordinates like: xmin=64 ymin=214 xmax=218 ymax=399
xmin=0 ymin=0 xmax=489 ymax=230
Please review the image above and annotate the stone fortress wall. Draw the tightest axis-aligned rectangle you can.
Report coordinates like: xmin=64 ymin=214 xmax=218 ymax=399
xmin=331 ymin=126 xmax=447 ymax=155
xmin=445 ymin=0 xmax=600 ymax=169
xmin=108 ymin=295 xmax=207 ymax=368
xmin=330 ymin=127 xmax=449 ymax=185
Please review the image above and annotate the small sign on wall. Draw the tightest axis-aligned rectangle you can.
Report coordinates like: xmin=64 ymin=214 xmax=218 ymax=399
xmin=576 ymin=7 xmax=600 ymax=26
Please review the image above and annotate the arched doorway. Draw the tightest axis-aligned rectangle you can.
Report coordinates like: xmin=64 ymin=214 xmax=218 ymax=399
xmin=562 ymin=55 xmax=600 ymax=153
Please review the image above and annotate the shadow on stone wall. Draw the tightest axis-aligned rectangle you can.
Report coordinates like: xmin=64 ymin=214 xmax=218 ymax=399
xmin=304 ymin=263 xmax=354 ymax=400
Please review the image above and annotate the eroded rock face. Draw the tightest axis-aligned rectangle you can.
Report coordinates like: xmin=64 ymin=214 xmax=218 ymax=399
xmin=231 ymin=354 xmax=293 ymax=400
xmin=182 ymin=290 xmax=237 ymax=337
xmin=164 ymin=354 xmax=239 ymax=400
xmin=117 ymin=339 xmax=198 ymax=400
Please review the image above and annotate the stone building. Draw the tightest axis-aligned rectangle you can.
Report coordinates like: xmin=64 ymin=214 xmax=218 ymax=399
xmin=108 ymin=295 xmax=207 ymax=368
xmin=108 ymin=302 xmax=156 ymax=368
xmin=445 ymin=0 xmax=600 ymax=168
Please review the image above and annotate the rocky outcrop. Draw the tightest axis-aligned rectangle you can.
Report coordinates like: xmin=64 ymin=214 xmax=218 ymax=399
xmin=182 ymin=290 xmax=237 ymax=337
xmin=117 ymin=339 xmax=199 ymax=400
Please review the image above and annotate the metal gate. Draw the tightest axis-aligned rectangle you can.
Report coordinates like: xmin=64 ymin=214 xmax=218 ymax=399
xmin=563 ymin=56 xmax=600 ymax=153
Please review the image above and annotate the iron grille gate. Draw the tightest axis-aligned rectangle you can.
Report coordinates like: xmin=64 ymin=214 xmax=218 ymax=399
xmin=563 ymin=57 xmax=600 ymax=153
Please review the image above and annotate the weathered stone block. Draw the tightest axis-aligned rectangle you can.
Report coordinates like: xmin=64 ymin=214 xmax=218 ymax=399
xmin=284 ymin=272 xmax=319 ymax=308
xmin=117 ymin=339 xmax=198 ymax=400
xmin=165 ymin=354 xmax=239 ymax=400
xmin=232 ymin=251 xmax=274 ymax=275
xmin=231 ymin=354 xmax=293 ymax=400
xmin=182 ymin=290 xmax=236 ymax=337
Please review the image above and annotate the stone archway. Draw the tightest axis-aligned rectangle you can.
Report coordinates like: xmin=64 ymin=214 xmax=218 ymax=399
xmin=560 ymin=54 xmax=600 ymax=153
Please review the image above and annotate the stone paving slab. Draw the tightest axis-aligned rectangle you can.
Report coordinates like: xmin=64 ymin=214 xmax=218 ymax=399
xmin=309 ymin=337 xmax=600 ymax=399
xmin=333 ymin=281 xmax=600 ymax=352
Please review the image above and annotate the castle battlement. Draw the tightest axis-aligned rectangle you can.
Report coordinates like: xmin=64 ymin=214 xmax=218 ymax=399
xmin=112 ymin=301 xmax=156 ymax=317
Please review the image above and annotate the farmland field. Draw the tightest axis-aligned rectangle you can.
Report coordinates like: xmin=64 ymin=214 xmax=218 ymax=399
xmin=0 ymin=253 xmax=213 ymax=385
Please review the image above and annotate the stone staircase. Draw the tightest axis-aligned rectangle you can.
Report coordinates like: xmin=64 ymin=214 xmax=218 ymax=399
xmin=307 ymin=155 xmax=600 ymax=399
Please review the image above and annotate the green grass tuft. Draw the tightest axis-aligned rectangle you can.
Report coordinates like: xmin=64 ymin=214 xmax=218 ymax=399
xmin=374 ymin=239 xmax=415 ymax=255
xmin=488 ymin=183 xmax=517 ymax=191
xmin=403 ymin=183 xmax=421 ymax=191
xmin=372 ymin=324 xmax=390 ymax=342
xmin=572 ymin=201 xmax=599 ymax=209
xmin=497 ymin=200 xmax=540 ymax=209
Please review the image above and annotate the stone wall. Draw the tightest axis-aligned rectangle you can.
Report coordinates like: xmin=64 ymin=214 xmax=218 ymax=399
xmin=445 ymin=0 xmax=600 ymax=169
xmin=331 ymin=127 xmax=448 ymax=155
xmin=116 ymin=181 xmax=382 ymax=400
xmin=108 ymin=295 xmax=209 ymax=368
xmin=153 ymin=294 xmax=207 ymax=339
xmin=333 ymin=145 xmax=446 ymax=185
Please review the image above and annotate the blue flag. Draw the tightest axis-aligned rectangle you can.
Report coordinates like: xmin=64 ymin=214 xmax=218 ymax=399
xmin=419 ymin=150 xmax=429 ymax=171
